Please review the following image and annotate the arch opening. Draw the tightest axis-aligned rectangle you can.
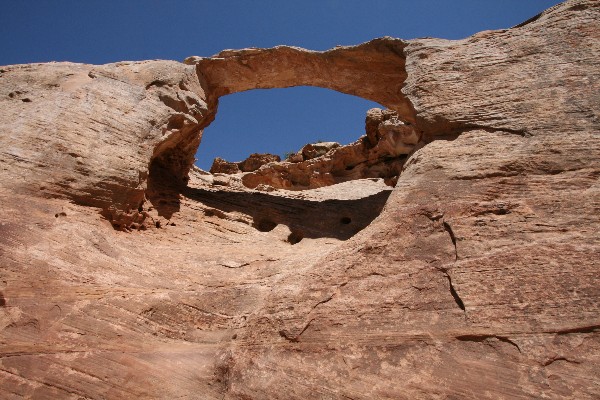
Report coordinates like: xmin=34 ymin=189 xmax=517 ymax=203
xmin=192 ymin=86 xmax=419 ymax=192
xmin=143 ymin=85 xmax=420 ymax=233
xmin=194 ymin=86 xmax=382 ymax=170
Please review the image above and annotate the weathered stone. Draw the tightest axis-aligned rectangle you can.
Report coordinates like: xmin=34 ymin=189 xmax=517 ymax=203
xmin=301 ymin=141 xmax=340 ymax=160
xmin=210 ymin=157 xmax=241 ymax=174
xmin=365 ymin=107 xmax=398 ymax=146
xmin=210 ymin=153 xmax=280 ymax=174
xmin=211 ymin=174 xmax=231 ymax=186
xmin=185 ymin=39 xmax=416 ymax=123
xmin=285 ymin=151 xmax=304 ymax=163
xmin=0 ymin=1 xmax=599 ymax=398
xmin=240 ymin=110 xmax=415 ymax=190
xmin=238 ymin=153 xmax=280 ymax=172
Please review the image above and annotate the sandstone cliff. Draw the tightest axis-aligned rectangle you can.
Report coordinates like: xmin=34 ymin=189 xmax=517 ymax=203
xmin=0 ymin=0 xmax=599 ymax=399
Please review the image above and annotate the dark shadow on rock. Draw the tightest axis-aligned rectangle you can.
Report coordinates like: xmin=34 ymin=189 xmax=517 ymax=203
xmin=182 ymin=186 xmax=393 ymax=240
xmin=146 ymin=159 xmax=184 ymax=219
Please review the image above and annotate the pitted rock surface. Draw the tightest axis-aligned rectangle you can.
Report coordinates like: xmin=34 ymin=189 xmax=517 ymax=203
xmin=1 ymin=1 xmax=599 ymax=399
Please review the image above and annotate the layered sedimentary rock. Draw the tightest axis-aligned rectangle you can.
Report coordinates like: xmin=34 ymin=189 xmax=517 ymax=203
xmin=183 ymin=38 xmax=416 ymax=124
xmin=1 ymin=0 xmax=599 ymax=399
xmin=0 ymin=60 xmax=212 ymax=230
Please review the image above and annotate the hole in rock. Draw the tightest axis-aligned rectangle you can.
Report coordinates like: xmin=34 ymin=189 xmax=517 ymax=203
xmin=254 ymin=219 xmax=277 ymax=232
xmin=287 ymin=231 xmax=304 ymax=245
xmin=195 ymin=87 xmax=380 ymax=171
xmin=145 ymin=83 xmax=419 ymax=241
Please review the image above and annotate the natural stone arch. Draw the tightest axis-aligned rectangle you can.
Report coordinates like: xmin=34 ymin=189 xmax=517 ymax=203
xmin=147 ymin=39 xmax=420 ymax=222
xmin=185 ymin=37 xmax=416 ymax=125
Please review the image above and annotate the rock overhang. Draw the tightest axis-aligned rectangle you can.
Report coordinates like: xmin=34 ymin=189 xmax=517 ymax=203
xmin=185 ymin=37 xmax=416 ymax=124
xmin=0 ymin=0 xmax=600 ymax=397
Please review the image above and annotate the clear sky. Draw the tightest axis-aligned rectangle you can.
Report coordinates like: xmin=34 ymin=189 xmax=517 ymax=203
xmin=1 ymin=1 xmax=562 ymax=170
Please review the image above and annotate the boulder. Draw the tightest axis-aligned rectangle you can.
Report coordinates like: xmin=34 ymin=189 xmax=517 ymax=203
xmin=301 ymin=141 xmax=340 ymax=160
xmin=209 ymin=157 xmax=241 ymax=174
xmin=238 ymin=153 xmax=280 ymax=172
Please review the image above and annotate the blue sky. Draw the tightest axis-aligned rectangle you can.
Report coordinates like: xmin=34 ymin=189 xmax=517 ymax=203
xmin=1 ymin=1 xmax=562 ymax=169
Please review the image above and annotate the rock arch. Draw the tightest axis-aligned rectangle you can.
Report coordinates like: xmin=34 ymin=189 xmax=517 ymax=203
xmin=2 ymin=2 xmax=600 ymax=397
xmin=185 ymin=37 xmax=416 ymax=125
xmin=146 ymin=38 xmax=421 ymax=225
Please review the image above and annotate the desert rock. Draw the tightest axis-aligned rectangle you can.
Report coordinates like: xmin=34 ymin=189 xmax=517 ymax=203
xmin=210 ymin=157 xmax=241 ymax=174
xmin=240 ymin=108 xmax=418 ymax=190
xmin=238 ymin=153 xmax=281 ymax=172
xmin=0 ymin=1 xmax=599 ymax=399
xmin=210 ymin=153 xmax=281 ymax=174
xmin=301 ymin=141 xmax=340 ymax=160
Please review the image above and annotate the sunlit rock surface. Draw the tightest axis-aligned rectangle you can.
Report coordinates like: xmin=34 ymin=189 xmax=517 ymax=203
xmin=1 ymin=1 xmax=599 ymax=398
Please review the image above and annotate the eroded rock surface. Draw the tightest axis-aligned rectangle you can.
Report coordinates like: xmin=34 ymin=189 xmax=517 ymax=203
xmin=210 ymin=156 xmax=241 ymax=174
xmin=240 ymin=108 xmax=417 ymax=190
xmin=0 ymin=60 xmax=213 ymax=230
xmin=1 ymin=1 xmax=599 ymax=399
xmin=210 ymin=153 xmax=281 ymax=175
xmin=207 ymin=108 xmax=417 ymax=191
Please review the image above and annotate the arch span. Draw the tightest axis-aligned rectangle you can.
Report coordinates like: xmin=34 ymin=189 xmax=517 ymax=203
xmin=185 ymin=37 xmax=416 ymax=125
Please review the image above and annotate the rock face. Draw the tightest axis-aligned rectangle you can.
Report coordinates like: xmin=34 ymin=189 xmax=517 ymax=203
xmin=239 ymin=153 xmax=281 ymax=172
xmin=1 ymin=1 xmax=599 ymax=399
xmin=300 ymin=141 xmax=340 ymax=160
xmin=0 ymin=60 xmax=212 ymax=230
xmin=210 ymin=157 xmax=241 ymax=174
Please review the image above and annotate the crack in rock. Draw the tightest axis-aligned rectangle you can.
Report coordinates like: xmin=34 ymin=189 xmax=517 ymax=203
xmin=456 ymin=334 xmax=521 ymax=353
xmin=279 ymin=319 xmax=315 ymax=343
xmin=442 ymin=220 xmax=458 ymax=261
xmin=445 ymin=272 xmax=466 ymax=312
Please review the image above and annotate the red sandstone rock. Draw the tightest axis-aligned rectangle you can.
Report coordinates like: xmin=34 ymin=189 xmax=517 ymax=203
xmin=301 ymin=141 xmax=340 ymax=160
xmin=0 ymin=1 xmax=599 ymax=398
xmin=210 ymin=153 xmax=280 ymax=174
xmin=238 ymin=153 xmax=280 ymax=172
xmin=210 ymin=157 xmax=241 ymax=174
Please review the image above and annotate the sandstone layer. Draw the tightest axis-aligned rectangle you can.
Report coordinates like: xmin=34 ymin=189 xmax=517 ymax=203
xmin=1 ymin=0 xmax=599 ymax=399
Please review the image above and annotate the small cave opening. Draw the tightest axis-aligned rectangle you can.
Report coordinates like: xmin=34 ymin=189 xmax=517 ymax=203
xmin=287 ymin=231 xmax=304 ymax=245
xmin=254 ymin=219 xmax=277 ymax=232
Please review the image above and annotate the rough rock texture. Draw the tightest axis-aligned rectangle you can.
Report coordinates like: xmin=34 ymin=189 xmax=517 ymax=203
xmin=239 ymin=153 xmax=281 ymax=172
xmin=1 ymin=1 xmax=600 ymax=399
xmin=0 ymin=60 xmax=213 ymax=230
xmin=210 ymin=153 xmax=281 ymax=175
xmin=241 ymin=109 xmax=416 ymax=190
xmin=300 ymin=141 xmax=341 ymax=160
xmin=210 ymin=157 xmax=241 ymax=174
xmin=184 ymin=38 xmax=415 ymax=124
